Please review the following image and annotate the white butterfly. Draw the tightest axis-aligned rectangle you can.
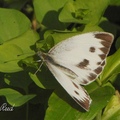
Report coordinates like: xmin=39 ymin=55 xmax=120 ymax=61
xmin=37 ymin=32 xmax=114 ymax=111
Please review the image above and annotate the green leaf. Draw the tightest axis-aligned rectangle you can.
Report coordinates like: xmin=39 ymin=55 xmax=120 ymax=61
xmin=36 ymin=34 xmax=55 ymax=52
xmin=33 ymin=0 xmax=69 ymax=29
xmin=0 ymin=29 xmax=39 ymax=73
xmin=59 ymin=0 xmax=89 ymax=24
xmin=45 ymin=84 xmax=115 ymax=120
xmin=98 ymin=17 xmax=117 ymax=34
xmin=115 ymin=37 xmax=120 ymax=49
xmin=0 ymin=8 xmax=31 ymax=43
xmin=59 ymin=0 xmax=111 ymax=25
xmin=100 ymin=48 xmax=120 ymax=83
xmin=102 ymin=91 xmax=120 ymax=120
xmin=0 ymin=88 xmax=36 ymax=107
xmin=29 ymin=72 xmax=45 ymax=89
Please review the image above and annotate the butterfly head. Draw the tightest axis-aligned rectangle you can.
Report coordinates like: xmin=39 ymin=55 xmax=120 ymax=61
xmin=37 ymin=51 xmax=48 ymax=61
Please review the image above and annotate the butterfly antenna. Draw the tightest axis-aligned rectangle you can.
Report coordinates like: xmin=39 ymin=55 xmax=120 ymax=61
xmin=34 ymin=61 xmax=43 ymax=74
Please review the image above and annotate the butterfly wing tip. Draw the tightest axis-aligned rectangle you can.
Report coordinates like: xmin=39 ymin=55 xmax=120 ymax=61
xmin=83 ymin=99 xmax=92 ymax=111
xmin=95 ymin=32 xmax=114 ymax=43
xmin=73 ymin=96 xmax=92 ymax=111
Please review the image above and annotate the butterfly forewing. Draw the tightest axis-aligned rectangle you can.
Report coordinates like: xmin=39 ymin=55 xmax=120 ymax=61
xmin=48 ymin=32 xmax=113 ymax=85
xmin=38 ymin=32 xmax=114 ymax=111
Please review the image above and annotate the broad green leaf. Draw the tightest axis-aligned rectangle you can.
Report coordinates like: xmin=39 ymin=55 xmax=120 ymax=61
xmin=59 ymin=0 xmax=111 ymax=25
xmin=85 ymin=0 xmax=111 ymax=26
xmin=0 ymin=29 xmax=39 ymax=73
xmin=102 ymin=91 xmax=120 ymax=120
xmin=100 ymin=48 xmax=120 ymax=83
xmin=115 ymin=36 xmax=120 ymax=49
xmin=45 ymin=84 xmax=115 ymax=120
xmin=0 ymin=88 xmax=36 ymax=106
xmin=0 ymin=8 xmax=31 ymax=43
xmin=59 ymin=0 xmax=89 ymax=24
xmin=33 ymin=0 xmax=69 ymax=29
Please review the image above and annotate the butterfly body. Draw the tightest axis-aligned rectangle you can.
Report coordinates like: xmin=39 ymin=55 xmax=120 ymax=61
xmin=37 ymin=32 xmax=114 ymax=111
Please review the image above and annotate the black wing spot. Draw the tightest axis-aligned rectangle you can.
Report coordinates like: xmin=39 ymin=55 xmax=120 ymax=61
xmin=94 ymin=67 xmax=102 ymax=74
xmin=95 ymin=33 xmax=113 ymax=43
xmin=73 ymin=97 xmax=90 ymax=111
xmin=89 ymin=47 xmax=96 ymax=52
xmin=77 ymin=59 xmax=89 ymax=69
xmin=74 ymin=90 xmax=79 ymax=95
xmin=100 ymin=47 xmax=109 ymax=54
xmin=72 ymin=82 xmax=79 ymax=89
xmin=88 ymin=73 xmax=97 ymax=81
xmin=99 ymin=54 xmax=106 ymax=60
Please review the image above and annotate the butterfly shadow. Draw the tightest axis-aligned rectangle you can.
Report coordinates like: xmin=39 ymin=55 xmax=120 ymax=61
xmin=54 ymin=85 xmax=86 ymax=112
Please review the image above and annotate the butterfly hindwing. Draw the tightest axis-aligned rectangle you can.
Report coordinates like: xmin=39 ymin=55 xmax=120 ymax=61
xmin=44 ymin=59 xmax=92 ymax=111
